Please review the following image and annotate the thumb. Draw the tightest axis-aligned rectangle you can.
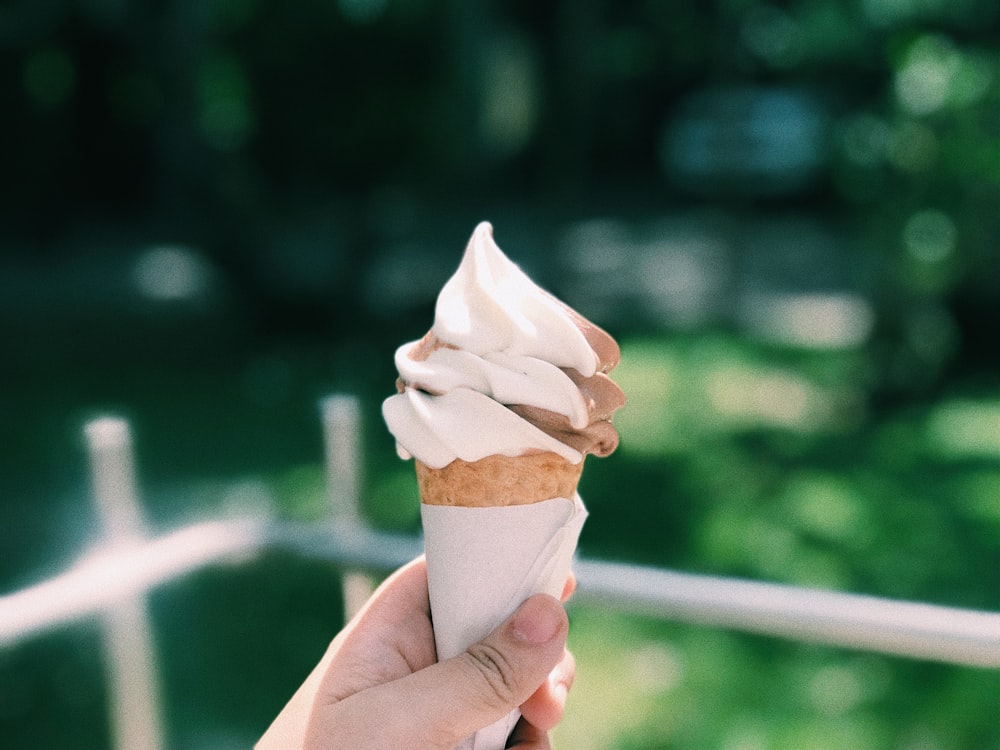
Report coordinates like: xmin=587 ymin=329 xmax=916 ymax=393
xmin=437 ymin=593 xmax=569 ymax=741
xmin=327 ymin=594 xmax=568 ymax=750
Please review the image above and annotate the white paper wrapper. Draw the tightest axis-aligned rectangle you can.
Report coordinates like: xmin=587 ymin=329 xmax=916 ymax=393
xmin=421 ymin=494 xmax=588 ymax=750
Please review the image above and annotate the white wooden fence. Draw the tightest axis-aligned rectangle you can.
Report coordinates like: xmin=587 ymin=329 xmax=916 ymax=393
xmin=1 ymin=394 xmax=998 ymax=750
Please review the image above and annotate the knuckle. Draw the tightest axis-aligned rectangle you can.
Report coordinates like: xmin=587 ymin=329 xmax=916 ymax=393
xmin=462 ymin=641 xmax=520 ymax=710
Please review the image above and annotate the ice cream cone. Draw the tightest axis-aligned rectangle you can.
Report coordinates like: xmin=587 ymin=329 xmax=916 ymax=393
xmin=417 ymin=467 xmax=589 ymax=750
xmin=415 ymin=452 xmax=585 ymax=507
xmin=382 ymin=223 xmax=623 ymax=750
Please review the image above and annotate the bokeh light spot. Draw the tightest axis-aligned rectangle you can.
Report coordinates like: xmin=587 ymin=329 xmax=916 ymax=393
xmin=706 ymin=367 xmax=812 ymax=429
xmin=132 ymin=245 xmax=211 ymax=302
xmin=338 ymin=0 xmax=389 ymax=24
xmin=741 ymin=5 xmax=801 ymax=68
xmin=742 ymin=293 xmax=874 ymax=350
xmin=895 ymin=35 xmax=960 ymax=116
xmin=925 ymin=399 xmax=1000 ymax=460
xmin=903 ymin=209 xmax=956 ymax=263
xmin=784 ymin=474 xmax=865 ymax=544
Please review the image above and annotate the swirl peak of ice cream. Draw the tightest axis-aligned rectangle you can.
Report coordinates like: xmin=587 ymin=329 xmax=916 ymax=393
xmin=382 ymin=221 xmax=624 ymax=469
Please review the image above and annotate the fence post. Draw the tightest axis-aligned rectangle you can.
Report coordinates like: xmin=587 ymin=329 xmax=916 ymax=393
xmin=320 ymin=395 xmax=375 ymax=621
xmin=84 ymin=417 xmax=164 ymax=750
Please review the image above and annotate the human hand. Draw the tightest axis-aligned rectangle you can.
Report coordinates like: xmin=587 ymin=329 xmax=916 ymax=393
xmin=257 ymin=557 xmax=576 ymax=750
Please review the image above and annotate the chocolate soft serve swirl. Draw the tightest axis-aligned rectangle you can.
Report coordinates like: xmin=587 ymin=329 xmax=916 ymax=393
xmin=382 ymin=221 xmax=625 ymax=469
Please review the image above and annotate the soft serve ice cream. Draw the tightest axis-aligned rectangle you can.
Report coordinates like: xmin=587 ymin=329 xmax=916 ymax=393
xmin=381 ymin=221 xmax=624 ymax=750
xmin=382 ymin=221 xmax=624 ymax=473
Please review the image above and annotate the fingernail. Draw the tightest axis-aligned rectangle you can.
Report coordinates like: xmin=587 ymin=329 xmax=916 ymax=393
xmin=511 ymin=595 xmax=563 ymax=645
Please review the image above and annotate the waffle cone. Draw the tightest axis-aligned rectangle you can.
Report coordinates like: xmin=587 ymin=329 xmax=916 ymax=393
xmin=415 ymin=452 xmax=584 ymax=507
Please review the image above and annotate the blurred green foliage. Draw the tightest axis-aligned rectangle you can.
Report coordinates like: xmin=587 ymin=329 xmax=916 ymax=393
xmin=556 ymin=606 xmax=1000 ymax=750
xmin=1 ymin=0 xmax=998 ymax=748
xmin=559 ymin=333 xmax=999 ymax=748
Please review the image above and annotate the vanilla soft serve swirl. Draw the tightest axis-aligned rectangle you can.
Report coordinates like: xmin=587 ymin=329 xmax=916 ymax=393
xmin=382 ymin=222 xmax=624 ymax=469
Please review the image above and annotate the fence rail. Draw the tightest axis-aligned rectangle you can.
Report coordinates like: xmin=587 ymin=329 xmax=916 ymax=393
xmin=3 ymin=516 xmax=999 ymax=668
xmin=1 ymin=399 xmax=998 ymax=749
